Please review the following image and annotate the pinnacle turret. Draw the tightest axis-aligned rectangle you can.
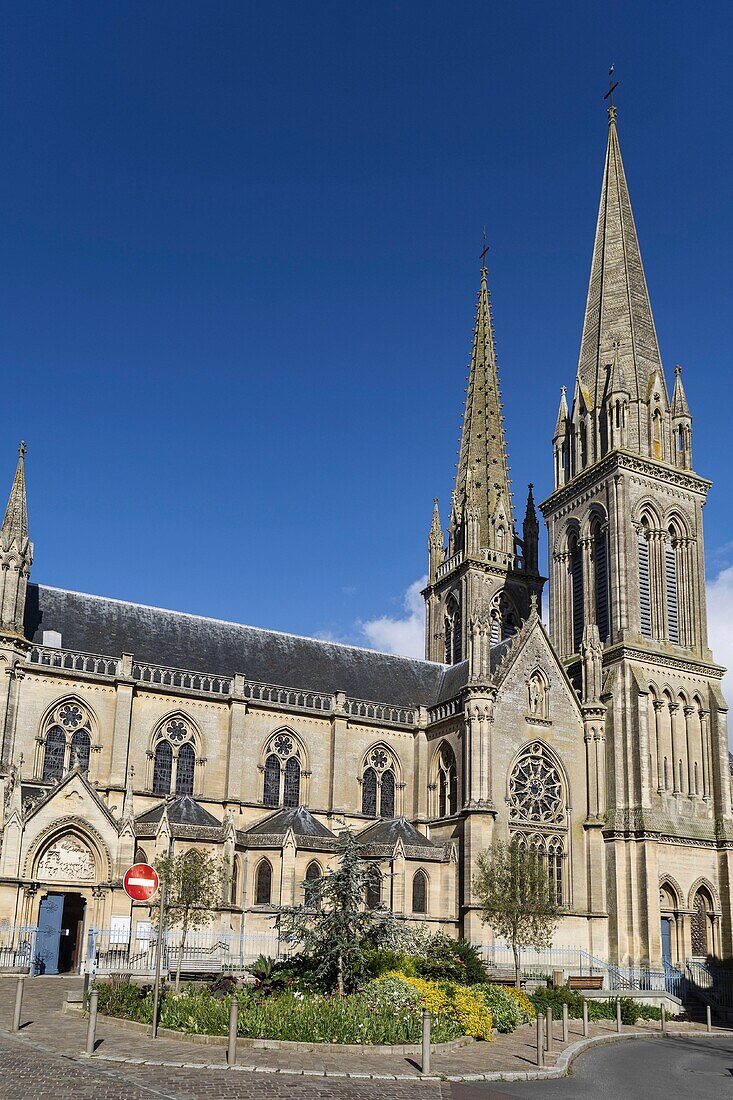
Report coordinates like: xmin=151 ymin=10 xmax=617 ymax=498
xmin=1 ymin=443 xmax=29 ymax=551
xmin=0 ymin=444 xmax=32 ymax=640
xmin=671 ymin=364 xmax=691 ymax=418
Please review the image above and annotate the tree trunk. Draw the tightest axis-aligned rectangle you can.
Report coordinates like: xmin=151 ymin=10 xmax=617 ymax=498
xmin=175 ymin=912 xmax=188 ymax=994
xmin=512 ymin=943 xmax=521 ymax=990
xmin=337 ymin=950 xmax=344 ymax=996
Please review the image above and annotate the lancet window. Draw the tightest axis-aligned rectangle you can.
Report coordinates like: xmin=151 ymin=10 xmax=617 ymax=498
xmin=255 ymin=859 xmax=273 ymax=905
xmin=262 ymin=732 xmax=303 ymax=808
xmin=361 ymin=746 xmax=398 ymax=818
xmin=435 ymin=742 xmax=458 ymax=818
xmin=569 ymin=533 xmax=584 ymax=652
xmin=304 ymin=861 xmax=322 ymax=908
xmin=591 ymin=516 xmax=610 ymax=642
xmin=41 ymin=700 xmax=94 ymax=782
xmin=638 ymin=519 xmax=652 ymax=637
xmin=444 ymin=595 xmax=462 ymax=664
xmin=412 ymin=869 xmax=428 ymax=915
xmin=151 ymin=716 xmax=198 ymax=796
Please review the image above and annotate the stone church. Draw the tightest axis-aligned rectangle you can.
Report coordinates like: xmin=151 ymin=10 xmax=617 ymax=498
xmin=0 ymin=107 xmax=729 ymax=975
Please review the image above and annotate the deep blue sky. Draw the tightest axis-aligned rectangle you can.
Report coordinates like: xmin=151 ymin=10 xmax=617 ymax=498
xmin=1 ymin=2 xmax=731 ymax=656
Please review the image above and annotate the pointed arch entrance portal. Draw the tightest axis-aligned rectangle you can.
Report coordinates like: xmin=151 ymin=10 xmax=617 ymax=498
xmin=36 ymin=892 xmax=87 ymax=974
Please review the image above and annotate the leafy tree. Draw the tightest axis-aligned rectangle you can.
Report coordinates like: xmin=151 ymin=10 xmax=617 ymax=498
xmin=473 ymin=839 xmax=561 ymax=988
xmin=154 ymin=848 xmax=225 ymax=992
xmin=277 ymin=830 xmax=397 ymax=994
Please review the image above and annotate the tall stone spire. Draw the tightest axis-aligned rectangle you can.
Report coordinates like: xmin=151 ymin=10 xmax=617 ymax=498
xmin=575 ymin=107 xmax=666 ymax=452
xmin=0 ymin=444 xmax=32 ymax=639
xmin=455 ymin=263 xmax=514 ymax=549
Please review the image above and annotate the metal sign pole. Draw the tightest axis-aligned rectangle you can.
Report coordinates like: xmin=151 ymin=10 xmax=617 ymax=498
xmin=150 ymin=851 xmax=170 ymax=1039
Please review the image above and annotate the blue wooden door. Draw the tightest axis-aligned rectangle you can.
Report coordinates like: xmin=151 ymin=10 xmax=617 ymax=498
xmin=36 ymin=893 xmax=64 ymax=974
xmin=661 ymin=917 xmax=672 ymax=965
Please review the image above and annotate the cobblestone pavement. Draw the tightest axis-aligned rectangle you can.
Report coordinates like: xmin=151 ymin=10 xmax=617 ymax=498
xmin=0 ymin=975 xmax=724 ymax=1098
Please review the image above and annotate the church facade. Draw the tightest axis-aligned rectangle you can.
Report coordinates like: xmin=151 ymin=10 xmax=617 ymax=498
xmin=0 ymin=107 xmax=729 ymax=975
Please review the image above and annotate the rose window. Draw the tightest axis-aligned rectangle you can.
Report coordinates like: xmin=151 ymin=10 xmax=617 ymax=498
xmin=370 ymin=748 xmax=389 ymax=770
xmin=59 ymin=704 xmax=84 ymax=729
xmin=274 ymin=734 xmax=294 ymax=757
xmin=166 ymin=719 xmax=189 ymax=743
xmin=509 ymin=744 xmax=564 ymax=824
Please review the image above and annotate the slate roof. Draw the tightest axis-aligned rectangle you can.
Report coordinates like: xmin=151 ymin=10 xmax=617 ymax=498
xmin=25 ymin=584 xmax=447 ymax=708
xmin=244 ymin=806 xmax=333 ymax=838
xmin=135 ymin=795 xmax=222 ymax=829
xmin=357 ymin=816 xmax=439 ymax=850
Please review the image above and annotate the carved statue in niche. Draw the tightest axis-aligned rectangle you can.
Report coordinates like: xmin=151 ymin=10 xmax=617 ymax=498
xmin=528 ymin=673 xmax=547 ymax=718
xmin=37 ymin=834 xmax=96 ymax=882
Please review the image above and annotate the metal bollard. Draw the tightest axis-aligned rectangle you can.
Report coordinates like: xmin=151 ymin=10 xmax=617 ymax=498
xmin=86 ymin=989 xmax=99 ymax=1056
xmin=11 ymin=975 xmax=24 ymax=1032
xmin=582 ymin=999 xmax=589 ymax=1038
xmin=545 ymin=1005 xmax=553 ymax=1052
xmin=421 ymin=1010 xmax=431 ymax=1075
xmin=562 ymin=1002 xmax=569 ymax=1043
xmin=227 ymin=996 xmax=239 ymax=1065
xmin=706 ymin=1005 xmax=712 ymax=1033
xmin=616 ymin=998 xmax=622 ymax=1033
xmin=536 ymin=1013 xmax=544 ymax=1067
xmin=661 ymin=1004 xmax=666 ymax=1033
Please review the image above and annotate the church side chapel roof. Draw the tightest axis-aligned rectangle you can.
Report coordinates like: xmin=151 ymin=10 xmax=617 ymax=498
xmin=25 ymin=584 xmax=447 ymax=710
xmin=244 ymin=805 xmax=334 ymax=838
xmin=135 ymin=794 xmax=222 ymax=831
xmin=356 ymin=816 xmax=444 ymax=860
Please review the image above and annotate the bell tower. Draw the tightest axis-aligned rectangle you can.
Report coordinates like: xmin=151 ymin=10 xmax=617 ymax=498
xmin=423 ymin=262 xmax=544 ymax=664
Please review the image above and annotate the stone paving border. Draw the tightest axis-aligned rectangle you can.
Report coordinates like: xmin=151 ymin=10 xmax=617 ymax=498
xmin=68 ymin=1026 xmax=732 ymax=1084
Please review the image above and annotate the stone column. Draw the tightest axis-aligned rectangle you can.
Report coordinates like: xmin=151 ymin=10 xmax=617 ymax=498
xmin=669 ymin=702 xmax=681 ymax=794
xmin=110 ymin=655 xmax=135 ymax=789
xmin=684 ymin=706 xmax=696 ymax=797
xmin=225 ymin=675 xmax=247 ymax=803
xmin=652 ymin=701 xmax=664 ymax=792
xmin=700 ymin=709 xmax=711 ymax=801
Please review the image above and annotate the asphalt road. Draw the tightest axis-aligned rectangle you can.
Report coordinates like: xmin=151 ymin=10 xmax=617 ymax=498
xmin=455 ymin=1035 xmax=733 ymax=1100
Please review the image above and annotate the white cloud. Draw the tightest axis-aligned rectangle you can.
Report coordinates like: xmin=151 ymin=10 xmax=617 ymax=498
xmin=708 ymin=566 xmax=733 ymax=705
xmin=360 ymin=577 xmax=426 ymax=659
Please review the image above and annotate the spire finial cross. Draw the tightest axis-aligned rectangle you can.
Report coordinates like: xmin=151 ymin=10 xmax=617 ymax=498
xmin=18 ymin=441 xmax=26 ymax=460
xmin=604 ymin=64 xmax=619 ymax=118
xmin=480 ymin=228 xmax=489 ymax=269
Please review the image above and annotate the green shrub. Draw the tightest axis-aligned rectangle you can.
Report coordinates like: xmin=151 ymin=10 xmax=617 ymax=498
xmin=530 ymin=987 xmax=663 ymax=1025
xmin=94 ymin=979 xmax=153 ymax=1023
xmin=531 ymin=986 xmax=585 ymax=1018
xmin=416 ymin=936 xmax=486 ymax=985
xmin=364 ymin=947 xmax=417 ymax=978
xmin=472 ymin=983 xmax=522 ymax=1033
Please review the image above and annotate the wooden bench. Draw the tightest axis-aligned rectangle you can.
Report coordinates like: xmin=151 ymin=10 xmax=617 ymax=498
xmin=568 ymin=975 xmax=604 ymax=991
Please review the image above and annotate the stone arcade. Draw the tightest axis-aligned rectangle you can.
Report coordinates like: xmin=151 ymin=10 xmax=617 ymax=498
xmin=0 ymin=107 xmax=729 ymax=974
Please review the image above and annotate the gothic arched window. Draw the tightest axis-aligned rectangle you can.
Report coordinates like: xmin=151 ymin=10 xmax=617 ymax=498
xmin=41 ymin=700 xmax=94 ymax=782
xmin=261 ymin=732 xmax=304 ymax=808
xmin=365 ymin=866 xmax=382 ymax=909
xmin=230 ymin=855 xmax=240 ymax=906
xmin=591 ymin=516 xmax=610 ymax=643
xmin=444 ymin=595 xmax=461 ymax=664
xmin=638 ymin=518 xmax=652 ymax=638
xmin=361 ymin=746 xmax=399 ymax=819
xmin=665 ymin=525 xmax=680 ymax=645
xmin=509 ymin=743 xmax=567 ymax=907
xmin=569 ymin=534 xmax=584 ymax=652
xmin=255 ymin=859 xmax=272 ymax=905
xmin=436 ymin=742 xmax=458 ymax=817
xmin=175 ymin=742 xmax=195 ymax=796
xmin=151 ymin=716 xmax=197 ymax=797
xmin=304 ymin=860 xmax=322 ymax=908
xmin=412 ymin=869 xmax=428 ymax=914
xmin=42 ymin=726 xmax=66 ymax=781
xmin=153 ymin=740 xmax=173 ymax=795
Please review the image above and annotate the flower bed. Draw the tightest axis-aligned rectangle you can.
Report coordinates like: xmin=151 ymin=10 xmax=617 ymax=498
xmin=95 ymin=979 xmax=464 ymax=1045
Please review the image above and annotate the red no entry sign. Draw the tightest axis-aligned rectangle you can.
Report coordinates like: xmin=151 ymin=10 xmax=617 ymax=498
xmin=123 ymin=863 xmax=160 ymax=902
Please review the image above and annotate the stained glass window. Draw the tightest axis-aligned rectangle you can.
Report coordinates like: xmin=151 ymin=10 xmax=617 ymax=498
xmin=412 ymin=870 xmax=427 ymax=914
xmin=509 ymin=743 xmax=564 ymax=824
xmin=362 ymin=767 xmax=377 ymax=817
xmin=284 ymin=756 xmax=301 ymax=807
xmin=380 ymin=769 xmax=395 ymax=818
xmin=175 ymin=742 xmax=195 ymax=795
xmin=304 ymin=861 xmax=321 ymax=908
xmin=42 ymin=726 xmax=66 ymax=781
xmin=153 ymin=740 xmax=173 ymax=795
xmin=70 ymin=729 xmax=91 ymax=774
xmin=255 ymin=860 xmax=272 ymax=905
xmin=437 ymin=743 xmax=458 ymax=817
xmin=263 ymin=753 xmax=280 ymax=807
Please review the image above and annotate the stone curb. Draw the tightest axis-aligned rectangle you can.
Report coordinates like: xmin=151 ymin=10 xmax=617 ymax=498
xmin=79 ymin=1026 xmax=732 ymax=1083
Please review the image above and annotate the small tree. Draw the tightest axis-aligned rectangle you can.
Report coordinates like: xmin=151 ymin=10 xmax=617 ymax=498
xmin=154 ymin=849 xmax=225 ymax=992
xmin=473 ymin=839 xmax=561 ymax=988
xmin=277 ymin=830 xmax=397 ymax=994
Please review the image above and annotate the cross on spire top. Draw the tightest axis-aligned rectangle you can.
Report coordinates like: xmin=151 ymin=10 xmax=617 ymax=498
xmin=480 ymin=229 xmax=489 ymax=269
xmin=604 ymin=64 xmax=620 ymax=120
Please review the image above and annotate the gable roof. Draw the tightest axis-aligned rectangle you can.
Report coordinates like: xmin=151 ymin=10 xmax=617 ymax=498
xmin=356 ymin=816 xmax=439 ymax=853
xmin=23 ymin=767 xmax=118 ymax=827
xmin=135 ymin=794 xmax=222 ymax=829
xmin=24 ymin=584 xmax=446 ymax=709
xmin=244 ymin=806 xmax=333 ymax=838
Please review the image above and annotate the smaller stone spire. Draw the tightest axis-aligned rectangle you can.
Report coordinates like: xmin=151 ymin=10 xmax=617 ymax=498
xmin=671 ymin=364 xmax=691 ymax=418
xmin=428 ymin=498 xmax=444 ymax=581
xmin=553 ymin=387 xmax=569 ymax=440
xmin=122 ymin=765 xmax=136 ymax=821
xmin=522 ymin=483 xmax=539 ymax=575
xmin=2 ymin=443 xmax=29 ymax=549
